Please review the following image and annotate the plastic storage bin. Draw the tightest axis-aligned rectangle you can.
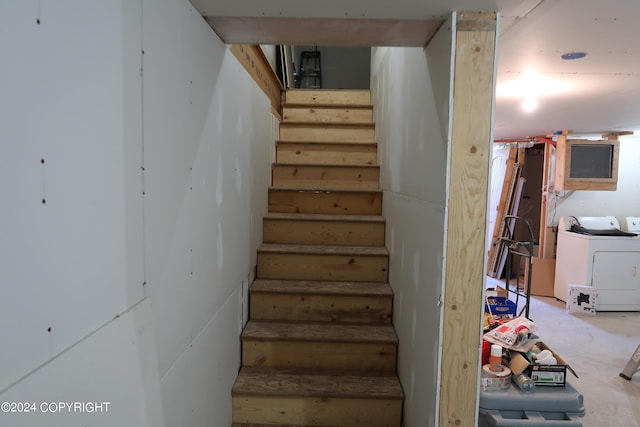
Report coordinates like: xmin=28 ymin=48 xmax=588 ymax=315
xmin=478 ymin=381 xmax=585 ymax=427
xmin=485 ymin=296 xmax=517 ymax=317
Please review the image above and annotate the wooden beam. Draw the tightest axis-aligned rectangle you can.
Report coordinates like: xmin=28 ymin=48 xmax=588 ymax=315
xmin=439 ymin=11 xmax=497 ymax=427
xmin=486 ymin=147 xmax=519 ymax=276
xmin=539 ymin=141 xmax=554 ymax=258
xmin=208 ymin=17 xmax=443 ymax=47
xmin=230 ymin=44 xmax=283 ymax=114
xmin=602 ymin=131 xmax=633 ymax=140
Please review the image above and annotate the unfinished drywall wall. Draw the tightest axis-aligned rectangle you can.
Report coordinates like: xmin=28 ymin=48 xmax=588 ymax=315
xmin=0 ymin=0 xmax=272 ymax=425
xmin=549 ymin=135 xmax=640 ymax=222
xmin=370 ymin=18 xmax=453 ymax=427
xmin=0 ymin=0 xmax=160 ymax=424
xmin=143 ymin=0 xmax=272 ymax=425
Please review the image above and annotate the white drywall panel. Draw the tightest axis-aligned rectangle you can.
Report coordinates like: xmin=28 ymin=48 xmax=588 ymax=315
xmin=161 ymin=289 xmax=240 ymax=426
xmin=371 ymin=47 xmax=447 ymax=203
xmin=142 ymin=0 xmax=271 ymax=381
xmin=0 ymin=0 xmax=144 ymax=391
xmin=249 ymin=98 xmax=277 ymax=271
xmin=370 ymin=18 xmax=453 ymax=427
xmin=487 ymin=147 xmax=511 ymax=253
xmin=0 ymin=299 xmax=164 ymax=426
xmin=383 ymin=193 xmax=446 ymax=427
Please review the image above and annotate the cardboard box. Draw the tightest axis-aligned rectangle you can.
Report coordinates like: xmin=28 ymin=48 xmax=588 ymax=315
xmin=529 ymin=364 xmax=566 ymax=386
xmin=486 ymin=286 xmax=508 ymax=298
xmin=530 ymin=257 xmax=556 ymax=297
xmin=567 ymin=284 xmax=597 ymax=316
xmin=508 ymin=341 xmax=570 ymax=387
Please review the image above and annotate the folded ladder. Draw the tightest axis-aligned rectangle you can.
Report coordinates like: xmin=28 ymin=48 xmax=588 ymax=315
xmin=619 ymin=344 xmax=640 ymax=381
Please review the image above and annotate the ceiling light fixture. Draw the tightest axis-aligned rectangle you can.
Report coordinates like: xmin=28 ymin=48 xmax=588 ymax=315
xmin=522 ymin=96 xmax=538 ymax=113
xmin=561 ymin=52 xmax=587 ymax=60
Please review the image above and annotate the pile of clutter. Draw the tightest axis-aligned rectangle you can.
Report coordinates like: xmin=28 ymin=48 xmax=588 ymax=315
xmin=480 ymin=317 xmax=577 ymax=393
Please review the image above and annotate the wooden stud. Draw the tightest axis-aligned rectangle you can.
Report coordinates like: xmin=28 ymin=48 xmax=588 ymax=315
xmin=539 ymin=142 xmax=553 ymax=258
xmin=440 ymin=12 xmax=497 ymax=427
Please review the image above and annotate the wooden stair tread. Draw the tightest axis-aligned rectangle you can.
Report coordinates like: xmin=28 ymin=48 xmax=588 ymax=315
xmin=280 ymin=122 xmax=375 ymax=128
xmin=251 ymin=279 xmax=392 ymax=297
xmin=277 ymin=140 xmax=377 ymax=147
xmin=283 ymin=103 xmax=373 ymax=109
xmin=242 ymin=321 xmax=397 ymax=343
xmin=264 ymin=212 xmax=385 ymax=223
xmin=258 ymin=243 xmax=388 ymax=256
xmin=232 ymin=367 xmax=403 ymax=399
xmin=272 ymin=163 xmax=379 ymax=169
xmin=269 ymin=186 xmax=382 ymax=194
xmin=232 ymin=425 xmax=341 ymax=427
xmin=232 ymin=424 xmax=341 ymax=427
xmin=283 ymin=90 xmax=371 ymax=107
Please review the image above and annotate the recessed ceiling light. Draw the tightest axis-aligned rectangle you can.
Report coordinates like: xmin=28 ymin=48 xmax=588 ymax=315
xmin=561 ymin=52 xmax=587 ymax=60
xmin=522 ymin=96 xmax=538 ymax=113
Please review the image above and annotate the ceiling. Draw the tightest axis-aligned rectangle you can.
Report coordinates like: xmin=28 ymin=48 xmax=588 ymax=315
xmin=495 ymin=0 xmax=640 ymax=139
xmin=192 ymin=0 xmax=640 ymax=139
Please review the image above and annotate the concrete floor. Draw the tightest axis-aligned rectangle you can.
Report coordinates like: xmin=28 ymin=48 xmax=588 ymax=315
xmin=486 ymin=277 xmax=640 ymax=427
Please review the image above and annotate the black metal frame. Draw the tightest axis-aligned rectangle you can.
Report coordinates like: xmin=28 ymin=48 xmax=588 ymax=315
xmin=498 ymin=215 xmax=535 ymax=319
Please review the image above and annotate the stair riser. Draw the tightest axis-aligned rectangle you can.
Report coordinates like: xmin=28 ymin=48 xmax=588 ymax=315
xmin=263 ymin=218 xmax=385 ymax=246
xmin=282 ymin=107 xmax=373 ymax=124
xmin=268 ymin=189 xmax=382 ymax=216
xmin=257 ymin=253 xmax=388 ymax=282
xmin=250 ymin=293 xmax=392 ymax=323
xmin=233 ymin=395 xmax=401 ymax=427
xmin=243 ymin=341 xmax=396 ymax=371
xmin=272 ymin=165 xmax=380 ymax=190
xmin=285 ymin=89 xmax=371 ymax=106
xmin=276 ymin=142 xmax=377 ymax=166
xmin=280 ymin=124 xmax=375 ymax=143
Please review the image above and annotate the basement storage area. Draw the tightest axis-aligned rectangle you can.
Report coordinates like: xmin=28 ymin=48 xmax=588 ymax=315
xmin=482 ymin=138 xmax=593 ymax=426
xmin=484 ymin=131 xmax=640 ymax=426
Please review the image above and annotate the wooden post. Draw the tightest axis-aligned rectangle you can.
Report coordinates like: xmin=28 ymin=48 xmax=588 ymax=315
xmin=439 ymin=11 xmax=497 ymax=427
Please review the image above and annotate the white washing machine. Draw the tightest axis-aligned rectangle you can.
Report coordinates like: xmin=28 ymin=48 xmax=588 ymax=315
xmin=554 ymin=216 xmax=640 ymax=311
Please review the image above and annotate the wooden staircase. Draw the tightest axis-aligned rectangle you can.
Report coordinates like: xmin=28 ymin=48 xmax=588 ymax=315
xmin=231 ymin=89 xmax=403 ymax=427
